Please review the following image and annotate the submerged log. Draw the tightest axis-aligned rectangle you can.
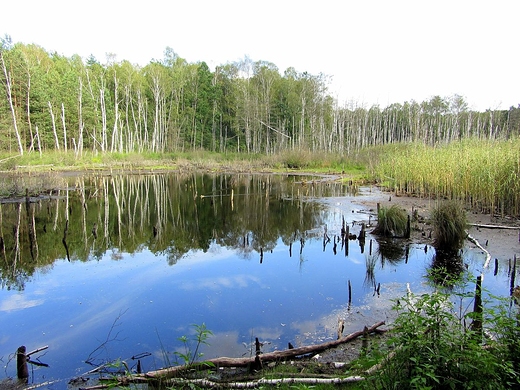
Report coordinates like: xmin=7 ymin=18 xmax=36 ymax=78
xmin=142 ymin=321 xmax=386 ymax=379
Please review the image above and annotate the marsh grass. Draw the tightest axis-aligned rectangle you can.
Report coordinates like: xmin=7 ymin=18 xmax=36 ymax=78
xmin=0 ymin=149 xmax=369 ymax=179
xmin=431 ymin=201 xmax=468 ymax=252
xmin=372 ymin=205 xmax=408 ymax=237
xmin=374 ymin=138 xmax=520 ymax=216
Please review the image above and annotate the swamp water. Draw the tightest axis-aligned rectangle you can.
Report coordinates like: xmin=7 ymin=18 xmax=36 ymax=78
xmin=0 ymin=172 xmax=512 ymax=388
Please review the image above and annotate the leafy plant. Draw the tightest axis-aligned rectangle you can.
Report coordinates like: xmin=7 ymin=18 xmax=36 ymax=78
xmin=363 ymin=286 xmax=520 ymax=390
xmin=175 ymin=323 xmax=213 ymax=366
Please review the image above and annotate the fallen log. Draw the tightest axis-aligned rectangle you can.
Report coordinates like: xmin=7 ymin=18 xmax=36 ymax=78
xmin=142 ymin=321 xmax=386 ymax=379
xmin=163 ymin=375 xmax=365 ymax=388
xmin=469 ymin=223 xmax=519 ymax=230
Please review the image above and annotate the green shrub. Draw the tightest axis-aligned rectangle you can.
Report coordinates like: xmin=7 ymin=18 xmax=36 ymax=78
xmin=364 ymin=289 xmax=520 ymax=389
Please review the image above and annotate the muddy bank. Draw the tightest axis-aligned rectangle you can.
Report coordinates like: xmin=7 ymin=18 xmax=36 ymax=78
xmin=348 ymin=188 xmax=520 ymax=262
xmin=311 ymin=186 xmax=520 ymax=366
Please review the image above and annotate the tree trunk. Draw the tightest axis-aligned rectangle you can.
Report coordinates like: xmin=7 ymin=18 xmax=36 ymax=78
xmin=48 ymin=101 xmax=60 ymax=150
xmin=78 ymin=77 xmax=84 ymax=157
xmin=61 ymin=102 xmax=67 ymax=152
xmin=0 ymin=50 xmax=24 ymax=155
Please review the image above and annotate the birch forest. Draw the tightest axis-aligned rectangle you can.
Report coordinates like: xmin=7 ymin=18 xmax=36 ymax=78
xmin=1 ymin=36 xmax=519 ymax=157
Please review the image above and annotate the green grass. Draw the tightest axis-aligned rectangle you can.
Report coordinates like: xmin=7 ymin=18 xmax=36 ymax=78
xmin=2 ymin=139 xmax=520 ymax=219
xmin=430 ymin=201 xmax=468 ymax=252
xmin=372 ymin=205 xmax=408 ymax=237
xmin=372 ymin=138 xmax=520 ymax=216
xmin=0 ymin=149 xmax=369 ymax=179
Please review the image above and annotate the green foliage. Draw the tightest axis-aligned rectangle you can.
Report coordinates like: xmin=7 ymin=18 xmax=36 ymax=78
xmin=2 ymin=38 xmax=519 ymax=159
xmin=372 ymin=205 xmax=408 ymax=237
xmin=363 ymin=289 xmax=520 ymax=390
xmin=175 ymin=323 xmax=213 ymax=366
xmin=430 ymin=201 xmax=468 ymax=252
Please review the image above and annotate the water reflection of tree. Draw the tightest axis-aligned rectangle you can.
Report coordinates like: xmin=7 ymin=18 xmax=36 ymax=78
xmin=0 ymin=173 xmax=344 ymax=289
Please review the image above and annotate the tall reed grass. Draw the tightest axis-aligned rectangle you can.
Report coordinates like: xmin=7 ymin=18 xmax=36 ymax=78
xmin=374 ymin=138 xmax=520 ymax=216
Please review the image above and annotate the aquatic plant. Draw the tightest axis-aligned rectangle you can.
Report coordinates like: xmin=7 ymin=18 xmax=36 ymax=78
xmin=175 ymin=323 xmax=213 ymax=366
xmin=372 ymin=205 xmax=408 ymax=237
xmin=431 ymin=201 xmax=468 ymax=252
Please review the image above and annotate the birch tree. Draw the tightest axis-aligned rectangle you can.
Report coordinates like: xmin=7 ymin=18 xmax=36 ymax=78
xmin=0 ymin=36 xmax=24 ymax=155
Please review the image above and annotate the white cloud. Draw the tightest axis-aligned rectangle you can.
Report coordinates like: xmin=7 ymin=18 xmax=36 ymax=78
xmin=0 ymin=294 xmax=44 ymax=312
xmin=179 ymin=274 xmax=263 ymax=291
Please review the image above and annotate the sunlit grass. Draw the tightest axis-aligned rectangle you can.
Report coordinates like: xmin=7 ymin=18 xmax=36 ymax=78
xmin=372 ymin=138 xmax=520 ymax=216
xmin=0 ymin=149 xmax=369 ymax=177
xmin=2 ymin=138 xmax=519 ymax=218
xmin=431 ymin=201 xmax=468 ymax=252
xmin=372 ymin=205 xmax=408 ymax=237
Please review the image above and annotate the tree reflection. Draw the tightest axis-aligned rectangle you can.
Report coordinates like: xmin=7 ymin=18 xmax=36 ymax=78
xmin=0 ymin=173 xmax=348 ymax=290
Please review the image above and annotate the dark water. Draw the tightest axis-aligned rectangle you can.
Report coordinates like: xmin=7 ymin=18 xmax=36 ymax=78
xmin=0 ymin=172 xmax=511 ymax=388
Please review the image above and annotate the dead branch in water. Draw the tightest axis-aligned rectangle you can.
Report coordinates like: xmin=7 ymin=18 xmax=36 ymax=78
xmin=466 ymin=232 xmax=492 ymax=268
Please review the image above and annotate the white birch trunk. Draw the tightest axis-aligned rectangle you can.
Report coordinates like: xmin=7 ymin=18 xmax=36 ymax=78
xmin=48 ymin=101 xmax=60 ymax=150
xmin=100 ymin=88 xmax=107 ymax=152
xmin=0 ymin=50 xmax=24 ymax=155
xmin=78 ymin=77 xmax=84 ymax=157
xmin=61 ymin=103 xmax=67 ymax=152
xmin=35 ymin=125 xmax=42 ymax=157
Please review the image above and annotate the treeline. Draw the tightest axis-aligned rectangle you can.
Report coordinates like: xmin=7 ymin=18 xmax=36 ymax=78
xmin=1 ymin=36 xmax=519 ymax=156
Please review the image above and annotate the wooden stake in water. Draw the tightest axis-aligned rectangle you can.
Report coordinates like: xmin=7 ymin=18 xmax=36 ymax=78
xmin=510 ymin=255 xmax=517 ymax=296
xmin=405 ymin=214 xmax=411 ymax=239
xmin=470 ymin=276 xmax=483 ymax=340
xmin=348 ymin=280 xmax=352 ymax=306
xmin=16 ymin=346 xmax=28 ymax=382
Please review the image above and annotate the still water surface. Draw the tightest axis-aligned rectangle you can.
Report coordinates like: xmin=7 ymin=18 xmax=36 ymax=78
xmin=0 ymin=172 xmax=511 ymax=387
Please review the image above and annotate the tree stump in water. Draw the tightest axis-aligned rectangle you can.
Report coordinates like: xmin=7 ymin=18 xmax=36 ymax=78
xmin=16 ymin=346 xmax=29 ymax=382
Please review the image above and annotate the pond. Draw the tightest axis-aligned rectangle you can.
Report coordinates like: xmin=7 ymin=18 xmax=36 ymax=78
xmin=0 ymin=172 xmax=512 ymax=388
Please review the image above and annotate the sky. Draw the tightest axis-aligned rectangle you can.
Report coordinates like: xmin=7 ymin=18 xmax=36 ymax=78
xmin=2 ymin=0 xmax=519 ymax=111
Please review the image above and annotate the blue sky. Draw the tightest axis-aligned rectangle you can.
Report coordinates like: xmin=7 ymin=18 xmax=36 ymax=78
xmin=2 ymin=0 xmax=519 ymax=111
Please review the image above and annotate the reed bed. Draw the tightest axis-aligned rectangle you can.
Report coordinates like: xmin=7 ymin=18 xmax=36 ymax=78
xmin=374 ymin=138 xmax=520 ymax=216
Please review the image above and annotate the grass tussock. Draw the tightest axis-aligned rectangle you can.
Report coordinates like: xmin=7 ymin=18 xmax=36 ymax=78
xmin=372 ymin=205 xmax=408 ymax=237
xmin=431 ymin=201 xmax=468 ymax=252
